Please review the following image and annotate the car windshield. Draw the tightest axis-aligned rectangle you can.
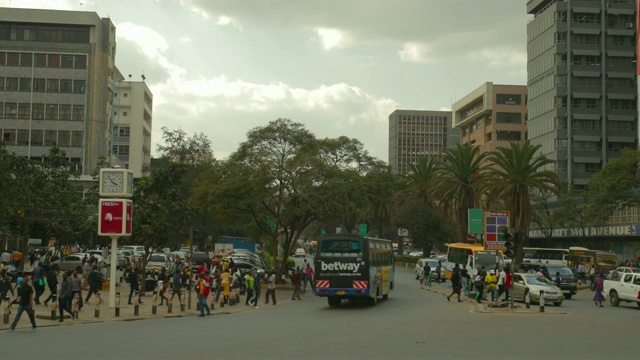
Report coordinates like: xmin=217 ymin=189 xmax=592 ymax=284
xmin=525 ymin=275 xmax=553 ymax=285
xmin=545 ymin=266 xmax=573 ymax=276
xmin=149 ymin=255 xmax=166 ymax=262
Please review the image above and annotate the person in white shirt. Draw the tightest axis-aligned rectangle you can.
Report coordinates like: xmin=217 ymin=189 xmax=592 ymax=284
xmin=496 ymin=268 xmax=507 ymax=301
xmin=265 ymin=271 xmax=277 ymax=305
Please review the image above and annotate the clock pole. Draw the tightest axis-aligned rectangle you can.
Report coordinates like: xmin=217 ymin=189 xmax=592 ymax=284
xmin=109 ymin=235 xmax=119 ymax=308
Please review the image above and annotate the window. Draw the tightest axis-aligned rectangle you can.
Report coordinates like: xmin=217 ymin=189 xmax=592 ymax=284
xmin=6 ymin=52 xmax=18 ymax=66
xmin=17 ymin=129 xmax=29 ymax=145
xmin=585 ymin=163 xmax=601 ymax=173
xmin=44 ymin=130 xmax=57 ymax=146
xmin=47 ymin=54 xmax=59 ymax=68
xmin=116 ymin=145 xmax=130 ymax=156
xmin=19 ymin=53 xmax=32 ymax=67
xmin=19 ymin=78 xmax=31 ymax=92
xmin=123 ymin=93 xmax=128 ymax=98
xmin=123 ymin=111 xmax=128 ymax=116
xmin=72 ymin=105 xmax=84 ymax=120
xmin=45 ymin=104 xmax=58 ymax=120
xmin=5 ymin=77 xmax=18 ymax=91
xmin=4 ymin=103 xmax=17 ymax=118
xmin=73 ymin=80 xmax=85 ymax=93
xmin=0 ymin=52 xmax=5 ymax=66
xmin=30 ymin=130 xmax=43 ymax=146
xmin=71 ymin=131 xmax=82 ymax=147
xmin=34 ymin=53 xmax=46 ymax=67
xmin=0 ymin=77 xmax=4 ymax=90
xmin=496 ymin=112 xmax=522 ymax=124
xmin=496 ymin=131 xmax=521 ymax=141
xmin=32 ymin=104 xmax=44 ymax=120
xmin=46 ymin=79 xmax=59 ymax=92
xmin=58 ymin=131 xmax=71 ymax=147
xmin=496 ymin=94 xmax=521 ymax=105
xmin=18 ymin=103 xmax=30 ymax=119
xmin=74 ymin=55 xmax=86 ymax=69
xmin=60 ymin=79 xmax=72 ymax=93
xmin=3 ymin=129 xmax=16 ymax=145
xmin=59 ymin=105 xmax=71 ymax=120
xmin=61 ymin=54 xmax=74 ymax=68
xmin=33 ymin=78 xmax=45 ymax=92
xmin=118 ymin=126 xmax=130 ymax=137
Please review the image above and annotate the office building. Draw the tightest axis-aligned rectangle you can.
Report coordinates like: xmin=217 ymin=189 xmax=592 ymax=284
xmin=0 ymin=7 xmax=117 ymax=175
xmin=527 ymin=0 xmax=638 ymax=190
xmin=388 ymin=109 xmax=456 ymax=174
xmin=452 ymin=82 xmax=528 ymax=153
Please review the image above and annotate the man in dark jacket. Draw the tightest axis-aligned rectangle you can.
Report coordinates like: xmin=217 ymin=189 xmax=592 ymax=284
xmin=43 ymin=265 xmax=59 ymax=306
xmin=58 ymin=272 xmax=74 ymax=321
xmin=128 ymin=267 xmax=141 ymax=305
xmin=85 ymin=266 xmax=102 ymax=303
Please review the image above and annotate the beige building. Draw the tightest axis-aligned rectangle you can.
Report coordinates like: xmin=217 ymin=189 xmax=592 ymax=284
xmin=452 ymin=83 xmax=528 ymax=154
xmin=0 ymin=7 xmax=117 ymax=175
xmin=112 ymin=73 xmax=152 ymax=177
xmin=388 ymin=109 xmax=457 ymax=174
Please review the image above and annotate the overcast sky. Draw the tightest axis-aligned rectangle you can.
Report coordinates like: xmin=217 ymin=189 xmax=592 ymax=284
xmin=2 ymin=0 xmax=531 ymax=162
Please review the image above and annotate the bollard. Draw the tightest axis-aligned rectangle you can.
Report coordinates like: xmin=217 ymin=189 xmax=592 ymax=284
xmin=180 ymin=289 xmax=186 ymax=312
xmin=525 ymin=291 xmax=530 ymax=309
xmin=167 ymin=289 xmax=173 ymax=314
xmin=152 ymin=290 xmax=158 ymax=315
xmin=94 ymin=293 xmax=101 ymax=318
xmin=134 ymin=291 xmax=140 ymax=316
xmin=209 ymin=292 xmax=215 ymax=311
xmin=50 ymin=294 xmax=57 ymax=320
xmin=539 ymin=290 xmax=545 ymax=313
xmin=115 ymin=291 xmax=120 ymax=317
xmin=3 ymin=296 xmax=10 ymax=324
xmin=72 ymin=293 xmax=79 ymax=319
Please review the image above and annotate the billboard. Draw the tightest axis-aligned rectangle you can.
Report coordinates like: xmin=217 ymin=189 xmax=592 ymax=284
xmin=98 ymin=199 xmax=133 ymax=237
xmin=484 ymin=211 xmax=509 ymax=250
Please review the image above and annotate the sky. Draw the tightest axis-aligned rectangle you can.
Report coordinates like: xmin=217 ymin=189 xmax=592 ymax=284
xmin=1 ymin=0 xmax=531 ymax=162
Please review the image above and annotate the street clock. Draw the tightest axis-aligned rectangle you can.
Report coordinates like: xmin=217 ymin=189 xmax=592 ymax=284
xmin=99 ymin=168 xmax=134 ymax=198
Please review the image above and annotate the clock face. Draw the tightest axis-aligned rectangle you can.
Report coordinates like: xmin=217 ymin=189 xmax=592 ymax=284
xmin=102 ymin=171 xmax=124 ymax=193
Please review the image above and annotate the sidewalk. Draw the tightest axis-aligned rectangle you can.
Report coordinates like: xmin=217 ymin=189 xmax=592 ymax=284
xmin=3 ymin=283 xmax=295 ymax=331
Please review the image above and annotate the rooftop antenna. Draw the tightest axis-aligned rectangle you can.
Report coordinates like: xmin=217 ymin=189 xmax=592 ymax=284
xmin=141 ymin=73 xmax=146 ymax=82
xmin=128 ymin=74 xmax=132 ymax=81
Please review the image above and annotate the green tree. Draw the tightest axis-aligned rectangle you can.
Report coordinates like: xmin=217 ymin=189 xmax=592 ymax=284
xmin=436 ymin=143 xmax=489 ymax=242
xmin=485 ymin=141 xmax=560 ymax=266
xmin=395 ymin=196 xmax=454 ymax=256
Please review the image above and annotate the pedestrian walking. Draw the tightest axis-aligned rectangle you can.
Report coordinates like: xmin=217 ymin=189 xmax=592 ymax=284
xmin=474 ymin=270 xmax=485 ymax=304
xmin=421 ymin=262 xmax=431 ymax=285
xmin=484 ymin=269 xmax=498 ymax=302
xmin=57 ymin=272 xmax=74 ymax=321
xmin=196 ymin=272 xmax=211 ymax=317
xmin=9 ymin=277 xmax=37 ymax=331
xmin=43 ymin=265 xmax=59 ymax=306
xmin=244 ymin=270 xmax=255 ymax=306
xmin=70 ymin=270 xmax=83 ymax=310
xmin=496 ymin=268 xmax=507 ymax=302
xmin=252 ymin=270 xmax=261 ymax=308
xmin=265 ymin=271 xmax=277 ymax=305
xmin=171 ymin=271 xmax=183 ymax=301
xmin=32 ymin=263 xmax=45 ymax=305
xmin=303 ymin=263 xmax=315 ymax=294
xmin=460 ymin=265 xmax=469 ymax=296
xmin=85 ymin=266 xmax=103 ymax=303
xmin=127 ymin=268 xmax=141 ymax=305
xmin=435 ymin=261 xmax=443 ymax=283
xmin=158 ymin=267 xmax=169 ymax=305
xmin=220 ymin=267 xmax=231 ymax=304
xmin=292 ymin=266 xmax=302 ymax=300
xmin=593 ymin=273 xmax=605 ymax=307
xmin=446 ymin=263 xmax=462 ymax=302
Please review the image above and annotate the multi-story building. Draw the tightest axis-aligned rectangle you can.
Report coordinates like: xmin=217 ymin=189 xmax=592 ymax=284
xmin=451 ymin=82 xmax=528 ymax=154
xmin=0 ymin=7 xmax=117 ymax=175
xmin=527 ymin=0 xmax=638 ymax=190
xmin=388 ymin=109 xmax=456 ymax=174
xmin=111 ymin=72 xmax=152 ymax=177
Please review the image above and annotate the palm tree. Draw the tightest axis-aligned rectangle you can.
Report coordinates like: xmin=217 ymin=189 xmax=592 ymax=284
xmin=436 ymin=144 xmax=490 ymax=242
xmin=398 ymin=156 xmax=440 ymax=206
xmin=485 ymin=141 xmax=561 ymax=266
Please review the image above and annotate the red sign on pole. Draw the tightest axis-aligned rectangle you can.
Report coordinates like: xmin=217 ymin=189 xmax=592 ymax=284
xmin=98 ymin=199 xmax=133 ymax=236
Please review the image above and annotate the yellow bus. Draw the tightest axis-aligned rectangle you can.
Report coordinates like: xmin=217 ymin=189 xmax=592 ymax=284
xmin=444 ymin=243 xmax=505 ymax=280
xmin=567 ymin=247 xmax=618 ymax=271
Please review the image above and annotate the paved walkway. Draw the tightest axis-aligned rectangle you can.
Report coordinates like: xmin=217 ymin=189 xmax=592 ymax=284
xmin=3 ymin=284 xmax=296 ymax=331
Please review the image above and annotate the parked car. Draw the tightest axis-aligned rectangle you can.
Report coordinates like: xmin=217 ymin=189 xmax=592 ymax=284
xmin=145 ymin=254 xmax=175 ymax=275
xmin=519 ymin=263 xmax=577 ymax=299
xmin=511 ymin=273 xmax=564 ymax=306
xmin=50 ymin=254 xmax=86 ymax=273
xmin=414 ymin=258 xmax=443 ymax=282
xmin=294 ymin=248 xmax=306 ymax=257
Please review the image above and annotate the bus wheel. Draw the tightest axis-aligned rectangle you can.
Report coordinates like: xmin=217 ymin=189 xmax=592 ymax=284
xmin=328 ymin=297 xmax=341 ymax=307
xmin=382 ymin=293 xmax=388 ymax=300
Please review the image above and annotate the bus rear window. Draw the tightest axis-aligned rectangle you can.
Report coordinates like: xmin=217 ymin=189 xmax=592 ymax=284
xmin=319 ymin=239 xmax=363 ymax=257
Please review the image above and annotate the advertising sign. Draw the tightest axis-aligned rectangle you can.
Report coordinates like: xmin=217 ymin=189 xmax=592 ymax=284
xmin=484 ymin=211 xmax=509 ymax=250
xmin=468 ymin=209 xmax=483 ymax=234
xmin=214 ymin=243 xmax=233 ymax=256
xmin=98 ymin=199 xmax=133 ymax=236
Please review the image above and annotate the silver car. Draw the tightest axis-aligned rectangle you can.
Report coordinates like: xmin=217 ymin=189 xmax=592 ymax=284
xmin=50 ymin=254 xmax=86 ymax=273
xmin=512 ymin=273 xmax=564 ymax=306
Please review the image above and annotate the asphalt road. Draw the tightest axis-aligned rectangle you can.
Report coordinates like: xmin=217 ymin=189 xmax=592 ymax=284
xmin=3 ymin=264 xmax=638 ymax=360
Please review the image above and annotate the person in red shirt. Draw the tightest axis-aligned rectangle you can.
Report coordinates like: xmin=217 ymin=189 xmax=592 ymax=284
xmin=196 ymin=272 xmax=211 ymax=317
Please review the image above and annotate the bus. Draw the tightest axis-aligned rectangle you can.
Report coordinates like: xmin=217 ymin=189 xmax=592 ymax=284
xmin=568 ymin=247 xmax=618 ymax=272
xmin=444 ymin=243 xmax=505 ymax=280
xmin=314 ymin=235 xmax=394 ymax=307
xmin=521 ymin=247 xmax=569 ymax=266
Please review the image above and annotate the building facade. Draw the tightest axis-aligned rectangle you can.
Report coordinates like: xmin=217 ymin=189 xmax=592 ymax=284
xmin=112 ymin=74 xmax=152 ymax=178
xmin=526 ymin=0 xmax=638 ymax=190
xmin=388 ymin=109 xmax=455 ymax=174
xmin=451 ymin=82 xmax=528 ymax=153
xmin=0 ymin=7 xmax=117 ymax=175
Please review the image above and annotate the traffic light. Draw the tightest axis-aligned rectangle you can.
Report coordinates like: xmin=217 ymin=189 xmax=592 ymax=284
xmin=503 ymin=230 xmax=516 ymax=258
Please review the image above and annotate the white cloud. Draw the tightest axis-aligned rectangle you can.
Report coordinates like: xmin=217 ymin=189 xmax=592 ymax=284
xmin=314 ymin=28 xmax=350 ymax=50
xmin=398 ymin=42 xmax=431 ymax=63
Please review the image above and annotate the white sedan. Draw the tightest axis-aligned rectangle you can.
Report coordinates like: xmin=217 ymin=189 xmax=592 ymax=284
xmin=294 ymin=248 xmax=306 ymax=257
